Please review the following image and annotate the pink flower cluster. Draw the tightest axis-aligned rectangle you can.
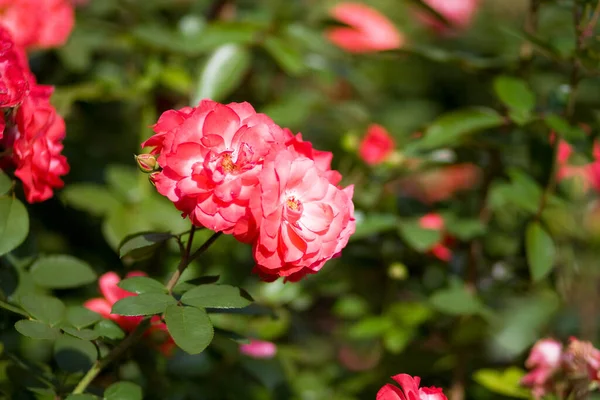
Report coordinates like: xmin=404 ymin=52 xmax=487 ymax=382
xmin=556 ymin=138 xmax=600 ymax=193
xmin=522 ymin=337 xmax=600 ymax=399
xmin=0 ymin=26 xmax=69 ymax=203
xmin=85 ymin=272 xmax=175 ymax=356
xmin=377 ymin=374 xmax=447 ymax=400
xmin=141 ymin=100 xmax=355 ymax=282
xmin=418 ymin=213 xmax=454 ymax=262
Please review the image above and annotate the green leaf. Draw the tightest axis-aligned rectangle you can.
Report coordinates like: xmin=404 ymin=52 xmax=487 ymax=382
xmin=111 ymin=293 xmax=176 ymax=316
xmin=193 ymin=43 xmax=251 ymax=104
xmin=408 ymin=107 xmax=504 ymax=152
xmin=105 ymin=165 xmax=141 ymax=203
xmin=398 ymin=219 xmax=442 ymax=252
xmin=65 ymin=395 xmax=99 ymax=400
xmin=61 ymin=184 xmax=121 ymax=217
xmin=526 ymin=222 xmax=555 ymax=282
xmin=263 ymin=36 xmax=306 ymax=76
xmin=67 ymin=306 xmax=102 ymax=329
xmin=383 ymin=329 xmax=415 ymax=354
xmin=444 ymin=218 xmax=486 ymax=240
xmin=14 ymin=320 xmax=61 ymax=340
xmin=165 ymin=305 xmax=213 ymax=355
xmin=0 ymin=196 xmax=29 ymax=256
xmin=0 ymin=170 xmax=11 ymax=195
xmin=118 ymin=276 xmax=167 ymax=294
xmin=173 ymin=275 xmax=220 ymax=294
xmin=181 ymin=284 xmax=253 ymax=309
xmin=493 ymin=76 xmax=535 ymax=125
xmin=430 ymin=282 xmax=487 ymax=317
xmin=348 ymin=316 xmax=393 ymax=339
xmin=20 ymin=294 xmax=65 ymax=326
xmin=544 ymin=114 xmax=587 ymax=143
xmin=54 ymin=334 xmax=97 ymax=373
xmin=30 ymin=255 xmax=97 ymax=289
xmin=62 ymin=327 xmax=99 ymax=341
xmin=118 ymin=232 xmax=173 ymax=260
xmin=473 ymin=367 xmax=531 ymax=399
xmin=94 ymin=319 xmax=125 ymax=340
xmin=350 ymin=214 xmax=399 ymax=241
xmin=332 ymin=295 xmax=369 ymax=319
xmin=104 ymin=381 xmax=143 ymax=400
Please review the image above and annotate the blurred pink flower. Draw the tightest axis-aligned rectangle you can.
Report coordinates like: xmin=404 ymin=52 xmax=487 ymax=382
xmin=326 ymin=2 xmax=404 ymax=53
xmin=418 ymin=213 xmax=454 ymax=262
xmin=556 ymin=139 xmax=600 ymax=193
xmin=239 ymin=339 xmax=277 ymax=359
xmin=521 ymin=338 xmax=563 ymax=399
xmin=359 ymin=124 xmax=395 ymax=165
xmin=563 ymin=337 xmax=600 ymax=382
xmin=418 ymin=0 xmax=479 ymax=34
xmin=377 ymin=374 xmax=447 ymax=400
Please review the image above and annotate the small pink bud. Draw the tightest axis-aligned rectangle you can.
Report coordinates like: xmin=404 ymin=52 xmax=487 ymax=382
xmin=239 ymin=340 xmax=277 ymax=359
xmin=135 ymin=153 xmax=158 ymax=173
xmin=148 ymin=171 xmax=159 ymax=187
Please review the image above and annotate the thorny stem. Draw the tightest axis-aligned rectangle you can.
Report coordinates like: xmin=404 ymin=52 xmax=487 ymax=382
xmin=72 ymin=227 xmax=222 ymax=395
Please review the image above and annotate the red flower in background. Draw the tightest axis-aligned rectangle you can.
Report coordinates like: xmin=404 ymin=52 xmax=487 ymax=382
xmin=0 ymin=0 xmax=74 ymax=49
xmin=521 ymin=338 xmax=563 ymax=399
xmin=556 ymin=139 xmax=600 ymax=193
xmin=418 ymin=0 xmax=479 ymax=33
xmin=377 ymin=374 xmax=448 ymax=400
xmin=418 ymin=213 xmax=454 ymax=262
xmin=85 ymin=272 xmax=175 ymax=356
xmin=326 ymin=2 xmax=404 ymax=53
xmin=239 ymin=340 xmax=277 ymax=359
xmin=391 ymin=163 xmax=480 ymax=204
xmin=359 ymin=124 xmax=395 ymax=165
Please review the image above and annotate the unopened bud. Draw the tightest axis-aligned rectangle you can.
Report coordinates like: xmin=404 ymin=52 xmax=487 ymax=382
xmin=135 ymin=153 xmax=157 ymax=173
xmin=148 ymin=171 xmax=159 ymax=186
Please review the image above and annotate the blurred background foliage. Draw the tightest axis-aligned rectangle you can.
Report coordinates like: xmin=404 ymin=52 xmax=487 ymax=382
xmin=3 ymin=0 xmax=600 ymax=399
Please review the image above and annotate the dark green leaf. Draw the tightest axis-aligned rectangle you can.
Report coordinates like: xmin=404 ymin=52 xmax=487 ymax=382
xmin=118 ymin=276 xmax=167 ymax=294
xmin=14 ymin=320 xmax=60 ymax=340
xmin=104 ymin=381 xmax=143 ymax=400
xmin=165 ymin=305 xmax=213 ymax=355
xmin=348 ymin=316 xmax=393 ymax=339
xmin=173 ymin=275 xmax=220 ymax=294
xmin=181 ymin=284 xmax=253 ymax=309
xmin=0 ymin=196 xmax=29 ymax=256
xmin=408 ymin=107 xmax=504 ymax=151
xmin=118 ymin=232 xmax=173 ymax=260
xmin=112 ymin=293 xmax=176 ymax=316
xmin=526 ymin=222 xmax=555 ymax=282
xmin=61 ymin=184 xmax=120 ymax=216
xmin=213 ymin=327 xmax=250 ymax=344
xmin=0 ymin=170 xmax=11 ymax=195
xmin=544 ymin=114 xmax=587 ymax=143
xmin=493 ymin=76 xmax=535 ymax=124
xmin=67 ymin=306 xmax=102 ymax=329
xmin=350 ymin=214 xmax=399 ymax=241
xmin=193 ymin=44 xmax=251 ymax=104
xmin=30 ymin=255 xmax=97 ymax=289
xmin=263 ymin=36 xmax=306 ymax=76
xmin=398 ymin=219 xmax=442 ymax=252
xmin=54 ymin=335 xmax=97 ymax=373
xmin=65 ymin=395 xmax=99 ymax=400
xmin=430 ymin=282 xmax=487 ymax=316
xmin=62 ymin=327 xmax=100 ymax=341
xmin=20 ymin=294 xmax=65 ymax=326
xmin=94 ymin=319 xmax=125 ymax=340
xmin=444 ymin=218 xmax=486 ymax=240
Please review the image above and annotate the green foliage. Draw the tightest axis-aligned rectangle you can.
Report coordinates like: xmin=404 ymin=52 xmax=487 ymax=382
xmin=118 ymin=232 xmax=174 ymax=261
xmin=30 ymin=255 xmax=97 ymax=289
xmin=165 ymin=305 xmax=214 ymax=355
xmin=104 ymin=381 xmax=143 ymax=400
xmin=180 ymin=284 xmax=253 ymax=309
xmin=112 ymin=293 xmax=176 ymax=316
xmin=526 ymin=221 xmax=556 ymax=282
xmin=117 ymin=276 xmax=167 ymax=294
xmin=0 ymin=196 xmax=29 ymax=256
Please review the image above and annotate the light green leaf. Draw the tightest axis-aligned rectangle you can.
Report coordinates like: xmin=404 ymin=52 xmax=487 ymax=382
xmin=493 ymin=76 xmax=535 ymax=125
xmin=104 ymin=381 xmax=143 ymax=400
xmin=350 ymin=214 xmax=399 ymax=241
xmin=383 ymin=328 xmax=415 ymax=354
xmin=0 ymin=196 xmax=29 ymax=256
xmin=181 ymin=284 xmax=253 ymax=309
xmin=30 ymin=255 xmax=97 ymax=289
xmin=473 ymin=367 xmax=531 ymax=399
xmin=398 ymin=219 xmax=442 ymax=252
xmin=67 ymin=306 xmax=102 ymax=329
xmin=165 ymin=305 xmax=213 ymax=355
xmin=14 ymin=320 xmax=61 ymax=340
xmin=118 ymin=231 xmax=173 ymax=261
xmin=0 ymin=170 xmax=11 ymax=195
xmin=20 ymin=294 xmax=65 ymax=326
xmin=430 ymin=282 xmax=487 ymax=317
xmin=193 ymin=44 xmax=251 ymax=104
xmin=348 ymin=316 xmax=393 ymax=339
xmin=526 ymin=222 xmax=555 ymax=282
xmin=112 ymin=293 xmax=176 ymax=316
xmin=105 ymin=165 xmax=141 ymax=203
xmin=118 ymin=276 xmax=167 ymax=294
xmin=61 ymin=184 xmax=121 ymax=217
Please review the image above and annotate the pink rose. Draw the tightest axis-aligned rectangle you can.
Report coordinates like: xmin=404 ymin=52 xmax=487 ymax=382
xmin=521 ymin=338 xmax=563 ymax=399
xmin=418 ymin=213 xmax=454 ymax=262
xmin=325 ymin=2 xmax=404 ymax=53
xmin=239 ymin=340 xmax=277 ymax=359
xmin=556 ymin=138 xmax=600 ymax=193
xmin=0 ymin=0 xmax=74 ymax=49
xmin=359 ymin=124 xmax=395 ymax=165
xmin=250 ymin=147 xmax=355 ymax=282
xmin=377 ymin=374 xmax=448 ymax=400
xmin=418 ymin=0 xmax=479 ymax=34
xmin=84 ymin=272 xmax=175 ymax=356
xmin=0 ymin=27 xmax=29 ymax=112
xmin=142 ymin=100 xmax=288 ymax=238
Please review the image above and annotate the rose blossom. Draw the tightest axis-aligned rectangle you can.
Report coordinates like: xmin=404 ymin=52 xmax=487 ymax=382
xmin=521 ymin=338 xmax=563 ymax=399
xmin=0 ymin=0 xmax=74 ymax=49
xmin=359 ymin=124 xmax=395 ymax=165
xmin=377 ymin=374 xmax=447 ymax=400
xmin=142 ymin=100 xmax=288 ymax=238
xmin=556 ymin=139 xmax=600 ymax=193
xmin=325 ymin=2 xmax=404 ymax=53
xmin=239 ymin=340 xmax=277 ymax=359
xmin=563 ymin=337 xmax=600 ymax=382
xmin=418 ymin=0 xmax=479 ymax=33
xmin=250 ymin=146 xmax=355 ymax=282
xmin=85 ymin=272 xmax=175 ymax=356
xmin=418 ymin=213 xmax=453 ymax=262
xmin=0 ymin=27 xmax=29 ymax=113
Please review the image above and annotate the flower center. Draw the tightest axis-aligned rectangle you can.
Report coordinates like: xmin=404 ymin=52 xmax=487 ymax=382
xmin=286 ymin=196 xmax=301 ymax=211
xmin=220 ymin=153 xmax=237 ymax=173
